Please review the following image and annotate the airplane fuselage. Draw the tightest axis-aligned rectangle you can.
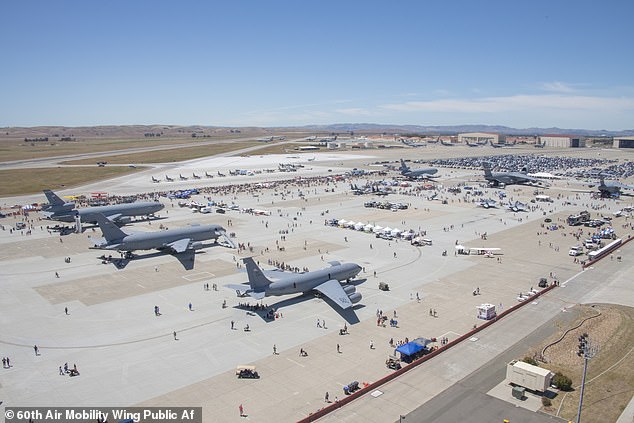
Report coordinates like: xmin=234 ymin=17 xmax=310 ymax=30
xmin=262 ymin=263 xmax=361 ymax=297
xmin=47 ymin=202 xmax=164 ymax=223
xmin=99 ymin=224 xmax=223 ymax=251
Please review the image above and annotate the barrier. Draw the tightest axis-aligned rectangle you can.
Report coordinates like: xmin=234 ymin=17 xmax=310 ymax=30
xmin=297 ymin=283 xmax=558 ymax=422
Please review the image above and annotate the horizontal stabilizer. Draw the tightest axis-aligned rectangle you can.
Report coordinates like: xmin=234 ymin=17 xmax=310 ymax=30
xmin=105 ymin=213 xmax=122 ymax=222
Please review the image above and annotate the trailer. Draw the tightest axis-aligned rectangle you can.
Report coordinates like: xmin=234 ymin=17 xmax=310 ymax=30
xmin=506 ymin=360 xmax=553 ymax=393
xmin=567 ymin=210 xmax=590 ymax=226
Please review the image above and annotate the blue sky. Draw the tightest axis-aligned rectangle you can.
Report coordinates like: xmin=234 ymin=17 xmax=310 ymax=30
xmin=2 ymin=0 xmax=633 ymax=129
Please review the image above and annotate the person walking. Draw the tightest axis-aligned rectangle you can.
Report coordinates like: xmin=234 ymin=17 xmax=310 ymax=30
xmin=336 ymin=343 xmax=341 ymax=353
xmin=273 ymin=344 xmax=277 ymax=355
xmin=34 ymin=345 xmax=39 ymax=355
xmin=173 ymin=331 xmax=177 ymax=340
xmin=64 ymin=307 xmax=69 ymax=315
xmin=239 ymin=404 xmax=244 ymax=417
xmin=325 ymin=392 xmax=329 ymax=403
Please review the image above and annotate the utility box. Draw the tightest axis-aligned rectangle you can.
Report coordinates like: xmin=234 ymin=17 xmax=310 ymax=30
xmin=512 ymin=386 xmax=525 ymax=400
xmin=506 ymin=360 xmax=554 ymax=392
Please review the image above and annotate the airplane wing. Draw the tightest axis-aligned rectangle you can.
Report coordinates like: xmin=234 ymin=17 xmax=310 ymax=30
xmin=106 ymin=213 xmax=122 ymax=222
xmin=314 ymin=279 xmax=353 ymax=310
xmin=166 ymin=238 xmax=191 ymax=253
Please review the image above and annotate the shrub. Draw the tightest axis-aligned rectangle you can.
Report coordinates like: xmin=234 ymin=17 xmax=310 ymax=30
xmin=553 ymin=372 xmax=573 ymax=391
xmin=541 ymin=397 xmax=552 ymax=407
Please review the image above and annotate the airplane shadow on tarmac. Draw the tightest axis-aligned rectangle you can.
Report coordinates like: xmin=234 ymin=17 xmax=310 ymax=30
xmin=98 ymin=241 xmax=226 ymax=271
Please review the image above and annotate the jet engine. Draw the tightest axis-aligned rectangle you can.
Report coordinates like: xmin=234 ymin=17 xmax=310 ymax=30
xmin=190 ymin=241 xmax=204 ymax=250
xmin=343 ymin=285 xmax=356 ymax=295
xmin=347 ymin=292 xmax=362 ymax=304
xmin=116 ymin=217 xmax=132 ymax=225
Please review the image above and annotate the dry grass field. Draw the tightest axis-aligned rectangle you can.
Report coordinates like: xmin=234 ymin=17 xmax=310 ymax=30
xmin=0 ymin=137 xmax=212 ymax=162
xmin=525 ymin=304 xmax=634 ymax=422
xmin=0 ymin=166 xmax=144 ymax=197
xmin=61 ymin=141 xmax=261 ymax=165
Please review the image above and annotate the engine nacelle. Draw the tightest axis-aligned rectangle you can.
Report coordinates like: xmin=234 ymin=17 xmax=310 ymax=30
xmin=343 ymin=285 xmax=356 ymax=295
xmin=347 ymin=292 xmax=362 ymax=304
xmin=116 ymin=217 xmax=132 ymax=225
xmin=190 ymin=241 xmax=204 ymax=250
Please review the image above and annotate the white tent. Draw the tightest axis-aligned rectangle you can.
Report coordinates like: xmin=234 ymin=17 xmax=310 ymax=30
xmin=382 ymin=227 xmax=393 ymax=234
xmin=364 ymin=224 xmax=374 ymax=232
xmin=346 ymin=221 xmax=356 ymax=228
xmin=354 ymin=222 xmax=365 ymax=231
xmin=338 ymin=219 xmax=348 ymax=227
xmin=391 ymin=228 xmax=402 ymax=237
xmin=373 ymin=225 xmax=383 ymax=233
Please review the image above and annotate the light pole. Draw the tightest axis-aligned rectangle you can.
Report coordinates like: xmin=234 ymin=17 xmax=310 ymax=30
xmin=575 ymin=333 xmax=598 ymax=423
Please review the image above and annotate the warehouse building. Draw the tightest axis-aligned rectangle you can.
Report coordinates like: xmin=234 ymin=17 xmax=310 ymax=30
xmin=458 ymin=132 xmax=506 ymax=144
xmin=613 ymin=136 xmax=634 ymax=148
xmin=539 ymin=135 xmax=585 ymax=148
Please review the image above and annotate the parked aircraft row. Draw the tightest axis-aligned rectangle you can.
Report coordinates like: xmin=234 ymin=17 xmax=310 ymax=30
xmin=40 ymin=189 xmax=365 ymax=315
xmin=156 ymin=172 xmax=217 ymax=183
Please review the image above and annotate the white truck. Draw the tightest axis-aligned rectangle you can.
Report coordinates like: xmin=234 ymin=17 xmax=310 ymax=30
xmin=568 ymin=245 xmax=583 ymax=256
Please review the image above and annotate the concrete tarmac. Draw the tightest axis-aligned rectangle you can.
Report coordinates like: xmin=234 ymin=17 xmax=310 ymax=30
xmin=1 ymin=146 xmax=633 ymax=422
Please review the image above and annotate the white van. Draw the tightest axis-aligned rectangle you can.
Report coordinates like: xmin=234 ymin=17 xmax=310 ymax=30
xmin=568 ymin=246 xmax=583 ymax=256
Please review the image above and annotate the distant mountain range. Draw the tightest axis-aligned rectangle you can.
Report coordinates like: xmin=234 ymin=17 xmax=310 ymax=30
xmin=2 ymin=123 xmax=633 ymax=137
xmin=296 ymin=123 xmax=634 ymax=137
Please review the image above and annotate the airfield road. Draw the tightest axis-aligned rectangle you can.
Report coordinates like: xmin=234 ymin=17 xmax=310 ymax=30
xmin=1 ymin=145 xmax=633 ymax=422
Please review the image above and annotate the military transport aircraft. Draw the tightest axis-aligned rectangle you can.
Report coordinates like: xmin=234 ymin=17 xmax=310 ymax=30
xmin=226 ymin=257 xmax=363 ymax=314
xmin=482 ymin=162 xmax=540 ymax=187
xmin=398 ymin=159 xmax=438 ymax=179
xmin=42 ymin=190 xmax=163 ymax=224
xmin=91 ymin=213 xmax=233 ymax=269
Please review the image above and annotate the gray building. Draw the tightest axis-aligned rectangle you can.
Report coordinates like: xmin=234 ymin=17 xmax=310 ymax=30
xmin=613 ymin=136 xmax=634 ymax=148
xmin=539 ymin=135 xmax=585 ymax=148
xmin=458 ymin=132 xmax=505 ymax=144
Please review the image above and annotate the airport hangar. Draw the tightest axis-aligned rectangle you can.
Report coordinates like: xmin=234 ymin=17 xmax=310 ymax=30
xmin=613 ymin=136 xmax=634 ymax=148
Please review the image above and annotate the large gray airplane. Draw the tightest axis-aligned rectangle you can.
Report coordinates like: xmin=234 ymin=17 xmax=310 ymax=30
xmin=42 ymin=190 xmax=164 ymax=224
xmin=482 ymin=162 xmax=540 ymax=187
xmin=226 ymin=257 xmax=363 ymax=311
xmin=91 ymin=213 xmax=233 ymax=255
xmin=398 ymin=159 xmax=438 ymax=179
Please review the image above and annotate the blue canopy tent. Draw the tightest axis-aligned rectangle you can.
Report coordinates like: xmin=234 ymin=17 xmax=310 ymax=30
xmin=395 ymin=338 xmax=433 ymax=363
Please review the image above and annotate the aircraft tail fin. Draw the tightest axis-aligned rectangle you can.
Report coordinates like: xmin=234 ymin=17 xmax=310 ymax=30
xmin=482 ymin=162 xmax=493 ymax=179
xmin=242 ymin=257 xmax=273 ymax=290
xmin=399 ymin=159 xmax=409 ymax=172
xmin=94 ymin=213 xmax=127 ymax=242
xmin=44 ymin=190 xmax=68 ymax=207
